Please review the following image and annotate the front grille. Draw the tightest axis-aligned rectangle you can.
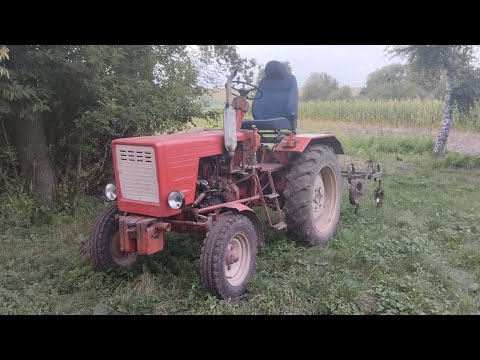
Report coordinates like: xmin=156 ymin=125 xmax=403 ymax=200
xmin=116 ymin=145 xmax=159 ymax=203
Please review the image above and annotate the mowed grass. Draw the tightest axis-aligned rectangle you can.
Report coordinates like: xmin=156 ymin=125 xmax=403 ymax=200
xmin=1 ymin=121 xmax=480 ymax=314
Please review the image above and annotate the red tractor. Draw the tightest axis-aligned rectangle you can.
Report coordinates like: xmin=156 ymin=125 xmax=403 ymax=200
xmin=89 ymin=61 xmax=383 ymax=299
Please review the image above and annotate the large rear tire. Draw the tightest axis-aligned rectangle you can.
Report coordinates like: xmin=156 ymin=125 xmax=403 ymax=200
xmin=89 ymin=205 xmax=138 ymax=272
xmin=200 ymin=213 xmax=258 ymax=299
xmin=284 ymin=145 xmax=342 ymax=246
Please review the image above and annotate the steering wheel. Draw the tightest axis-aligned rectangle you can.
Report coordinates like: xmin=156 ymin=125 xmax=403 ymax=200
xmin=231 ymin=80 xmax=264 ymax=100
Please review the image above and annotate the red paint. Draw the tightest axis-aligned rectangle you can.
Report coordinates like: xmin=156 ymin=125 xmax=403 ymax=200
xmin=112 ymin=129 xmax=342 ymax=220
xmin=113 ymin=130 xmax=246 ymax=218
xmin=137 ymin=228 xmax=164 ymax=255
xmin=273 ymin=134 xmax=344 ymax=164
xmin=119 ymin=216 xmax=142 ymax=253
xmin=222 ymin=203 xmax=255 ymax=213
xmin=117 ymin=215 xmax=165 ymax=256
xmin=275 ymin=134 xmax=336 ymax=153
xmin=197 ymin=196 xmax=261 ymax=214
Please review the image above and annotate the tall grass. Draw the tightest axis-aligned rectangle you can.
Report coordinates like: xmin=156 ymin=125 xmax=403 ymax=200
xmin=300 ymin=99 xmax=480 ymax=132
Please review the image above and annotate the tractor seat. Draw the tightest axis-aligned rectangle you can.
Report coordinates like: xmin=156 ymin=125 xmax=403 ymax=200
xmin=242 ymin=117 xmax=292 ymax=131
xmin=241 ymin=60 xmax=298 ymax=132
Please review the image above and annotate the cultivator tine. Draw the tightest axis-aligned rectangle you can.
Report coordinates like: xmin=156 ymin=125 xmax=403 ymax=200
xmin=373 ymin=179 xmax=385 ymax=208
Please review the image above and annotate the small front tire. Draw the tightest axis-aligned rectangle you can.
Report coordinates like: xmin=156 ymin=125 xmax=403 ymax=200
xmin=200 ymin=213 xmax=258 ymax=299
xmin=89 ymin=205 xmax=138 ymax=272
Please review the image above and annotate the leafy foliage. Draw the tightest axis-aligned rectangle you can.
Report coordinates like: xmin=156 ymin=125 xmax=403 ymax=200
xmin=360 ymin=63 xmax=428 ymax=100
xmin=329 ymin=86 xmax=353 ymax=101
xmin=388 ymin=45 xmax=480 ymax=114
xmin=302 ymin=72 xmax=339 ymax=101
xmin=0 ymin=45 xmax=255 ymax=206
xmin=256 ymin=60 xmax=292 ymax=84
xmin=0 ymin=46 xmax=9 ymax=79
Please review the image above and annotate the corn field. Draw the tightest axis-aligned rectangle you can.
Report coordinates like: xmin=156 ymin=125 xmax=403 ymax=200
xmin=299 ymin=99 xmax=480 ymax=132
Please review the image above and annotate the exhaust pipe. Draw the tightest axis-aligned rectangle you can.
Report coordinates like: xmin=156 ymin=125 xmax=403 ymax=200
xmin=224 ymin=69 xmax=238 ymax=158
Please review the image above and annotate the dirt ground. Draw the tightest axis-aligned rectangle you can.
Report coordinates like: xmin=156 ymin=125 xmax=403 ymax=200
xmin=300 ymin=120 xmax=480 ymax=156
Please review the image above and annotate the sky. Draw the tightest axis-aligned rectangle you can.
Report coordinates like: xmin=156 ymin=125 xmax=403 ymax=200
xmin=237 ymin=45 xmax=398 ymax=88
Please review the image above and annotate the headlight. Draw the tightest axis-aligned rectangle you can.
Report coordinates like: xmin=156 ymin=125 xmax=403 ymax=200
xmin=167 ymin=190 xmax=185 ymax=209
xmin=104 ymin=183 xmax=117 ymax=201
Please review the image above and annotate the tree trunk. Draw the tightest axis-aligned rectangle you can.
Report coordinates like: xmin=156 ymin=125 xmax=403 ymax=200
xmin=434 ymin=71 xmax=453 ymax=155
xmin=15 ymin=118 xmax=58 ymax=207
xmin=76 ymin=136 xmax=83 ymax=179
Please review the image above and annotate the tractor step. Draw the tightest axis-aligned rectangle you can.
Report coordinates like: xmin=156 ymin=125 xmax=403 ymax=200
xmin=254 ymin=163 xmax=284 ymax=173
xmin=265 ymin=192 xmax=279 ymax=199
xmin=272 ymin=222 xmax=287 ymax=230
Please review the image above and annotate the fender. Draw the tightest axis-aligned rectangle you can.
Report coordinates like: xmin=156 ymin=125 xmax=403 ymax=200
xmin=274 ymin=134 xmax=344 ymax=165
xmin=221 ymin=203 xmax=265 ymax=248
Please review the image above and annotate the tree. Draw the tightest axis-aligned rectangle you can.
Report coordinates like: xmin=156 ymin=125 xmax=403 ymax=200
xmin=388 ymin=45 xmax=480 ymax=155
xmin=0 ymin=46 xmax=9 ymax=79
xmin=0 ymin=45 xmax=254 ymax=208
xmin=302 ymin=72 xmax=339 ymax=101
xmin=360 ymin=63 xmax=427 ymax=100
xmin=329 ymin=86 xmax=353 ymax=100
xmin=256 ymin=60 xmax=292 ymax=84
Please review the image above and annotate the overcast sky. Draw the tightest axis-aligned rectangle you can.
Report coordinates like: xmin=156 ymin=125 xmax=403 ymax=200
xmin=237 ymin=45 xmax=397 ymax=88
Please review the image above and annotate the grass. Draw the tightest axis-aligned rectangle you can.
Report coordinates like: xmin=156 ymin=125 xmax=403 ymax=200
xmin=1 ymin=121 xmax=480 ymax=314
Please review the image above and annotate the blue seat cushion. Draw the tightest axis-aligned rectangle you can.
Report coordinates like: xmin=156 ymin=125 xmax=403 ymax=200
xmin=247 ymin=60 xmax=298 ymax=131
xmin=241 ymin=117 xmax=293 ymax=131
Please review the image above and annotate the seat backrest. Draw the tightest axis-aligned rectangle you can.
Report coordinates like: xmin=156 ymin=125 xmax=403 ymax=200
xmin=252 ymin=61 xmax=298 ymax=128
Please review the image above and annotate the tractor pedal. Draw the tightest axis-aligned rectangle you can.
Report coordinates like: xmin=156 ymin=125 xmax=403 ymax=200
xmin=265 ymin=192 xmax=279 ymax=199
xmin=272 ymin=222 xmax=287 ymax=230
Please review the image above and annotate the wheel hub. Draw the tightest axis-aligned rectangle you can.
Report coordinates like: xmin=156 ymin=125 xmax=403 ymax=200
xmin=313 ymin=165 xmax=338 ymax=233
xmin=225 ymin=245 xmax=240 ymax=267
xmin=313 ymin=173 xmax=325 ymax=215
xmin=224 ymin=232 xmax=251 ymax=286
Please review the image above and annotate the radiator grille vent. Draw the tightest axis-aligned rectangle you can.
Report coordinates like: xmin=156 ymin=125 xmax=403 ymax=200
xmin=116 ymin=145 xmax=159 ymax=203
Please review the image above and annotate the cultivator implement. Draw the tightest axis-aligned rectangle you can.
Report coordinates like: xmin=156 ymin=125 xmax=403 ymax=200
xmin=341 ymin=160 xmax=385 ymax=209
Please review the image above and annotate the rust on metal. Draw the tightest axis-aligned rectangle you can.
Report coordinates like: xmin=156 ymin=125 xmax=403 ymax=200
xmin=225 ymin=245 xmax=240 ymax=266
xmin=155 ymin=222 xmax=172 ymax=232
xmin=135 ymin=217 xmax=163 ymax=255
xmin=192 ymin=192 xmax=206 ymax=207
xmin=118 ymin=215 xmax=144 ymax=253
xmin=197 ymin=195 xmax=261 ymax=214
xmin=349 ymin=179 xmax=363 ymax=206
xmin=341 ymin=159 xmax=383 ymax=208
xmin=167 ymin=217 xmax=213 ymax=234
xmin=117 ymin=215 xmax=167 ymax=256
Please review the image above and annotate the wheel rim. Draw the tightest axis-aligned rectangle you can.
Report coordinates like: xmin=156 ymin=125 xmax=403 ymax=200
xmin=110 ymin=231 xmax=137 ymax=266
xmin=313 ymin=165 xmax=338 ymax=233
xmin=224 ymin=232 xmax=251 ymax=287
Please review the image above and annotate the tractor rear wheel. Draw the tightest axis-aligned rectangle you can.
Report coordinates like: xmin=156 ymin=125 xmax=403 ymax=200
xmin=284 ymin=145 xmax=342 ymax=246
xmin=89 ymin=205 xmax=138 ymax=271
xmin=200 ymin=213 xmax=258 ymax=299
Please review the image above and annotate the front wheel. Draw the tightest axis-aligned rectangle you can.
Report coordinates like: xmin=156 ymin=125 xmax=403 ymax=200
xmin=200 ymin=213 xmax=258 ymax=299
xmin=89 ymin=205 xmax=138 ymax=272
xmin=284 ymin=145 xmax=342 ymax=246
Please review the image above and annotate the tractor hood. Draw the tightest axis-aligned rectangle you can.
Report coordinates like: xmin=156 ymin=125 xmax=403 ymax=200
xmin=111 ymin=130 xmax=247 ymax=218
